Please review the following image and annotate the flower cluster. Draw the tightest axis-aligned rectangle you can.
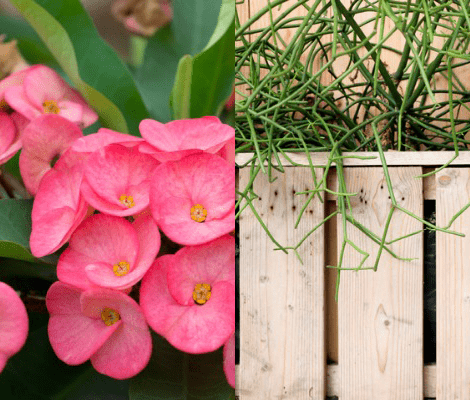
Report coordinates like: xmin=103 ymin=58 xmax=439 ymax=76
xmin=0 ymin=64 xmax=235 ymax=384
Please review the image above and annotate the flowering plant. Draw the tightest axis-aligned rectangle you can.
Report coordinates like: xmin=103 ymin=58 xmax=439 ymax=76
xmin=0 ymin=0 xmax=235 ymax=398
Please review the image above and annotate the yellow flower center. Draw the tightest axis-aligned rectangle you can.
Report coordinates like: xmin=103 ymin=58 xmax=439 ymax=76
xmin=119 ymin=194 xmax=135 ymax=208
xmin=190 ymin=204 xmax=207 ymax=223
xmin=43 ymin=100 xmax=60 ymax=114
xmin=101 ymin=307 xmax=121 ymax=326
xmin=0 ymin=99 xmax=10 ymax=111
xmin=192 ymin=283 xmax=212 ymax=305
xmin=113 ymin=260 xmax=130 ymax=276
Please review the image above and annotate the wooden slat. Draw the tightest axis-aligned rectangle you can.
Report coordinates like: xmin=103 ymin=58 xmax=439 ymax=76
xmin=238 ymin=168 xmax=325 ymax=399
xmin=326 ymin=364 xmax=436 ymax=398
xmin=236 ymin=364 xmax=436 ymax=397
xmin=236 ymin=151 xmax=470 ymax=167
xmin=337 ymin=167 xmax=423 ymax=399
xmin=326 ymin=168 xmax=436 ymax=201
xmin=436 ymin=168 xmax=470 ymax=398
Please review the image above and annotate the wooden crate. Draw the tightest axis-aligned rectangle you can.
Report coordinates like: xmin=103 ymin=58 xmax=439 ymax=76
xmin=236 ymin=152 xmax=470 ymax=399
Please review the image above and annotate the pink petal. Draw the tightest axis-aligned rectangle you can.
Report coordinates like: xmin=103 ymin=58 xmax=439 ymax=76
xmin=70 ymin=214 xmax=138 ymax=264
xmin=138 ymin=142 xmax=203 ymax=163
xmin=4 ymin=85 xmax=40 ymax=121
xmin=139 ymin=117 xmax=232 ymax=154
xmin=0 ymin=112 xmax=25 ymax=164
xmin=80 ymin=180 xmax=143 ymax=217
xmin=167 ymin=236 xmax=235 ymax=306
xmin=57 ymin=100 xmax=84 ymax=124
xmin=90 ymin=322 xmax=152 ymax=379
xmin=19 ymin=115 xmax=83 ymax=194
xmin=23 ymin=65 xmax=67 ymax=109
xmin=85 ymin=216 xmax=160 ymax=290
xmin=65 ymin=88 xmax=99 ymax=128
xmin=217 ymin=137 xmax=235 ymax=164
xmin=0 ymin=112 xmax=16 ymax=154
xmin=80 ymin=288 xmax=151 ymax=379
xmin=0 ymin=282 xmax=28 ymax=360
xmin=57 ymin=248 xmax=96 ymax=290
xmin=48 ymin=314 xmax=120 ymax=365
xmin=150 ymin=153 xmax=235 ymax=245
xmin=223 ymin=333 xmax=235 ymax=388
xmin=60 ymin=216 xmax=135 ymax=284
xmin=0 ymin=66 xmax=32 ymax=101
xmin=82 ymin=144 xmax=158 ymax=216
xmin=10 ymin=111 xmax=30 ymax=132
xmin=30 ymin=165 xmax=88 ymax=257
xmin=46 ymin=283 xmax=121 ymax=365
xmin=140 ymin=257 xmax=235 ymax=354
xmin=31 ymin=207 xmax=78 ymax=257
xmin=133 ymin=214 xmax=161 ymax=274
xmin=72 ymin=129 xmax=143 ymax=154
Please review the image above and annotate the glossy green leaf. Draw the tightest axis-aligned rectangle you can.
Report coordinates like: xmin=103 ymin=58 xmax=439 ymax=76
xmin=9 ymin=0 xmax=149 ymax=134
xmin=0 ymin=199 xmax=57 ymax=265
xmin=0 ymin=199 xmax=35 ymax=262
xmin=0 ymin=258 xmax=56 ymax=281
xmin=136 ymin=0 xmax=223 ymax=122
xmin=129 ymin=334 xmax=234 ymax=400
xmin=189 ymin=0 xmax=235 ymax=118
xmin=0 ymin=14 xmax=59 ymax=68
xmin=171 ymin=55 xmax=193 ymax=120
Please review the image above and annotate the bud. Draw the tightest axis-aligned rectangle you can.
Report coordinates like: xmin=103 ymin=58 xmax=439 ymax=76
xmin=112 ymin=0 xmax=172 ymax=37
xmin=0 ymin=36 xmax=29 ymax=79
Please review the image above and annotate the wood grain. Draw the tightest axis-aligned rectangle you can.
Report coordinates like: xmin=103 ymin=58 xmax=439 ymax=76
xmin=436 ymin=168 xmax=470 ymax=399
xmin=337 ymin=167 xmax=423 ymax=399
xmin=238 ymin=167 xmax=325 ymax=399
xmin=236 ymin=150 xmax=470 ymax=167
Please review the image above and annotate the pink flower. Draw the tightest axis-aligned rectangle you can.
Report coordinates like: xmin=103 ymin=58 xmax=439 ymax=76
xmin=30 ymin=149 xmax=89 ymax=257
xmin=0 ymin=282 xmax=28 ymax=372
xmin=223 ymin=333 xmax=235 ymax=388
xmin=0 ymin=66 xmax=32 ymax=105
xmin=140 ymin=235 xmax=235 ymax=354
xmin=139 ymin=117 xmax=234 ymax=162
xmin=57 ymin=213 xmax=160 ymax=291
xmin=71 ymin=128 xmax=143 ymax=154
xmin=150 ymin=152 xmax=234 ymax=245
xmin=81 ymin=143 xmax=159 ymax=217
xmin=47 ymin=282 xmax=152 ymax=379
xmin=4 ymin=65 xmax=98 ymax=127
xmin=0 ymin=111 xmax=26 ymax=165
xmin=19 ymin=115 xmax=83 ymax=194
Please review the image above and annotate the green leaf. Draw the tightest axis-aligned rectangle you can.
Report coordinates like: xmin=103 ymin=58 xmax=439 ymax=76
xmin=171 ymin=55 xmax=193 ymax=120
xmin=129 ymin=334 xmax=234 ymax=400
xmin=9 ymin=0 xmax=149 ymax=134
xmin=189 ymin=0 xmax=235 ymax=118
xmin=0 ymin=14 xmax=59 ymax=68
xmin=0 ymin=258 xmax=57 ymax=281
xmin=136 ymin=0 xmax=223 ymax=122
xmin=0 ymin=199 xmax=57 ymax=264
xmin=0 ymin=199 xmax=35 ymax=262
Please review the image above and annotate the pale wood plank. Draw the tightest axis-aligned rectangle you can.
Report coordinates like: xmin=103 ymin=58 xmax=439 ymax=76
xmin=326 ymin=168 xmax=435 ymax=201
xmin=337 ymin=167 xmax=423 ymax=399
xmin=436 ymin=168 xmax=470 ymax=399
xmin=238 ymin=167 xmax=325 ymax=399
xmin=326 ymin=364 xmax=436 ymax=398
xmin=236 ymin=150 xmax=470 ymax=167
